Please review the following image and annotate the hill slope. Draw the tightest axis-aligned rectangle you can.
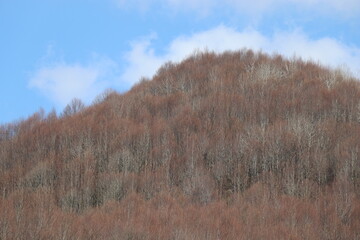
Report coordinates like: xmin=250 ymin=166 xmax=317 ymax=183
xmin=1 ymin=50 xmax=360 ymax=239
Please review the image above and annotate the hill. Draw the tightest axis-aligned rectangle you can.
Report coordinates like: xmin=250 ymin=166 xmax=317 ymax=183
xmin=1 ymin=50 xmax=360 ymax=239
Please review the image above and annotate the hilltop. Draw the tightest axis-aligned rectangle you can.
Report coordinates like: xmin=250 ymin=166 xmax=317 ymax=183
xmin=1 ymin=50 xmax=360 ymax=239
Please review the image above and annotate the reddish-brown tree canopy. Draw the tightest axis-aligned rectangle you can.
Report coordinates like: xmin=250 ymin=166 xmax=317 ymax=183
xmin=1 ymin=50 xmax=360 ymax=239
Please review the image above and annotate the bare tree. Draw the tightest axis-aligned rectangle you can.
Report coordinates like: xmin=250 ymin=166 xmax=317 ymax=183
xmin=61 ymin=98 xmax=85 ymax=117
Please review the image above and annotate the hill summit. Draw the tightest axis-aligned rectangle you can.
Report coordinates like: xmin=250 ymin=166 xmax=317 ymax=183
xmin=1 ymin=50 xmax=360 ymax=239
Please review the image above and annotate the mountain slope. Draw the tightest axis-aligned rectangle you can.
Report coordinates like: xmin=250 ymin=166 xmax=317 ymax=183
xmin=1 ymin=50 xmax=360 ymax=239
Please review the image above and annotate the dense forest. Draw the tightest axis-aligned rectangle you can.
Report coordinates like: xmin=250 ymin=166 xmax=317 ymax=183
xmin=1 ymin=50 xmax=360 ymax=239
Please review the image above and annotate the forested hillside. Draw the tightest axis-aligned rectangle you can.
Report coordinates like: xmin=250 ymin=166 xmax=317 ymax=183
xmin=1 ymin=50 xmax=360 ymax=239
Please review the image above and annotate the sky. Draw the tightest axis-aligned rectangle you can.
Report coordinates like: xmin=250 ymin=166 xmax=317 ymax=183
xmin=1 ymin=0 xmax=360 ymax=124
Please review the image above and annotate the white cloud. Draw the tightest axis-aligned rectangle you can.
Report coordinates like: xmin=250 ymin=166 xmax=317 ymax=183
xmin=121 ymin=26 xmax=268 ymax=84
xmin=167 ymin=27 xmax=267 ymax=61
xmin=121 ymin=25 xmax=360 ymax=84
xmin=31 ymin=26 xmax=360 ymax=107
xmin=271 ymin=31 xmax=360 ymax=74
xmin=120 ymin=34 xmax=164 ymax=85
xmin=29 ymin=57 xmax=117 ymax=107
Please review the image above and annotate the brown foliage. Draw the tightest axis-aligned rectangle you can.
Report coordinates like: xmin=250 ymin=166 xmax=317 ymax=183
xmin=1 ymin=50 xmax=360 ymax=239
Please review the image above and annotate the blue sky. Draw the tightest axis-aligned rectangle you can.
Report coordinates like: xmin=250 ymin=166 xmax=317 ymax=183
xmin=1 ymin=0 xmax=360 ymax=124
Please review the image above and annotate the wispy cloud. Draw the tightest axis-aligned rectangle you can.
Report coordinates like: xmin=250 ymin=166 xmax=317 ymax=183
xmin=29 ymin=57 xmax=118 ymax=107
xmin=121 ymin=25 xmax=360 ymax=84
xmin=114 ymin=0 xmax=360 ymax=16
xmin=114 ymin=0 xmax=217 ymax=13
xmin=225 ymin=0 xmax=360 ymax=15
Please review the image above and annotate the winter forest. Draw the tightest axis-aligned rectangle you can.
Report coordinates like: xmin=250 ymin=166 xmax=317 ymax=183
xmin=1 ymin=50 xmax=360 ymax=239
